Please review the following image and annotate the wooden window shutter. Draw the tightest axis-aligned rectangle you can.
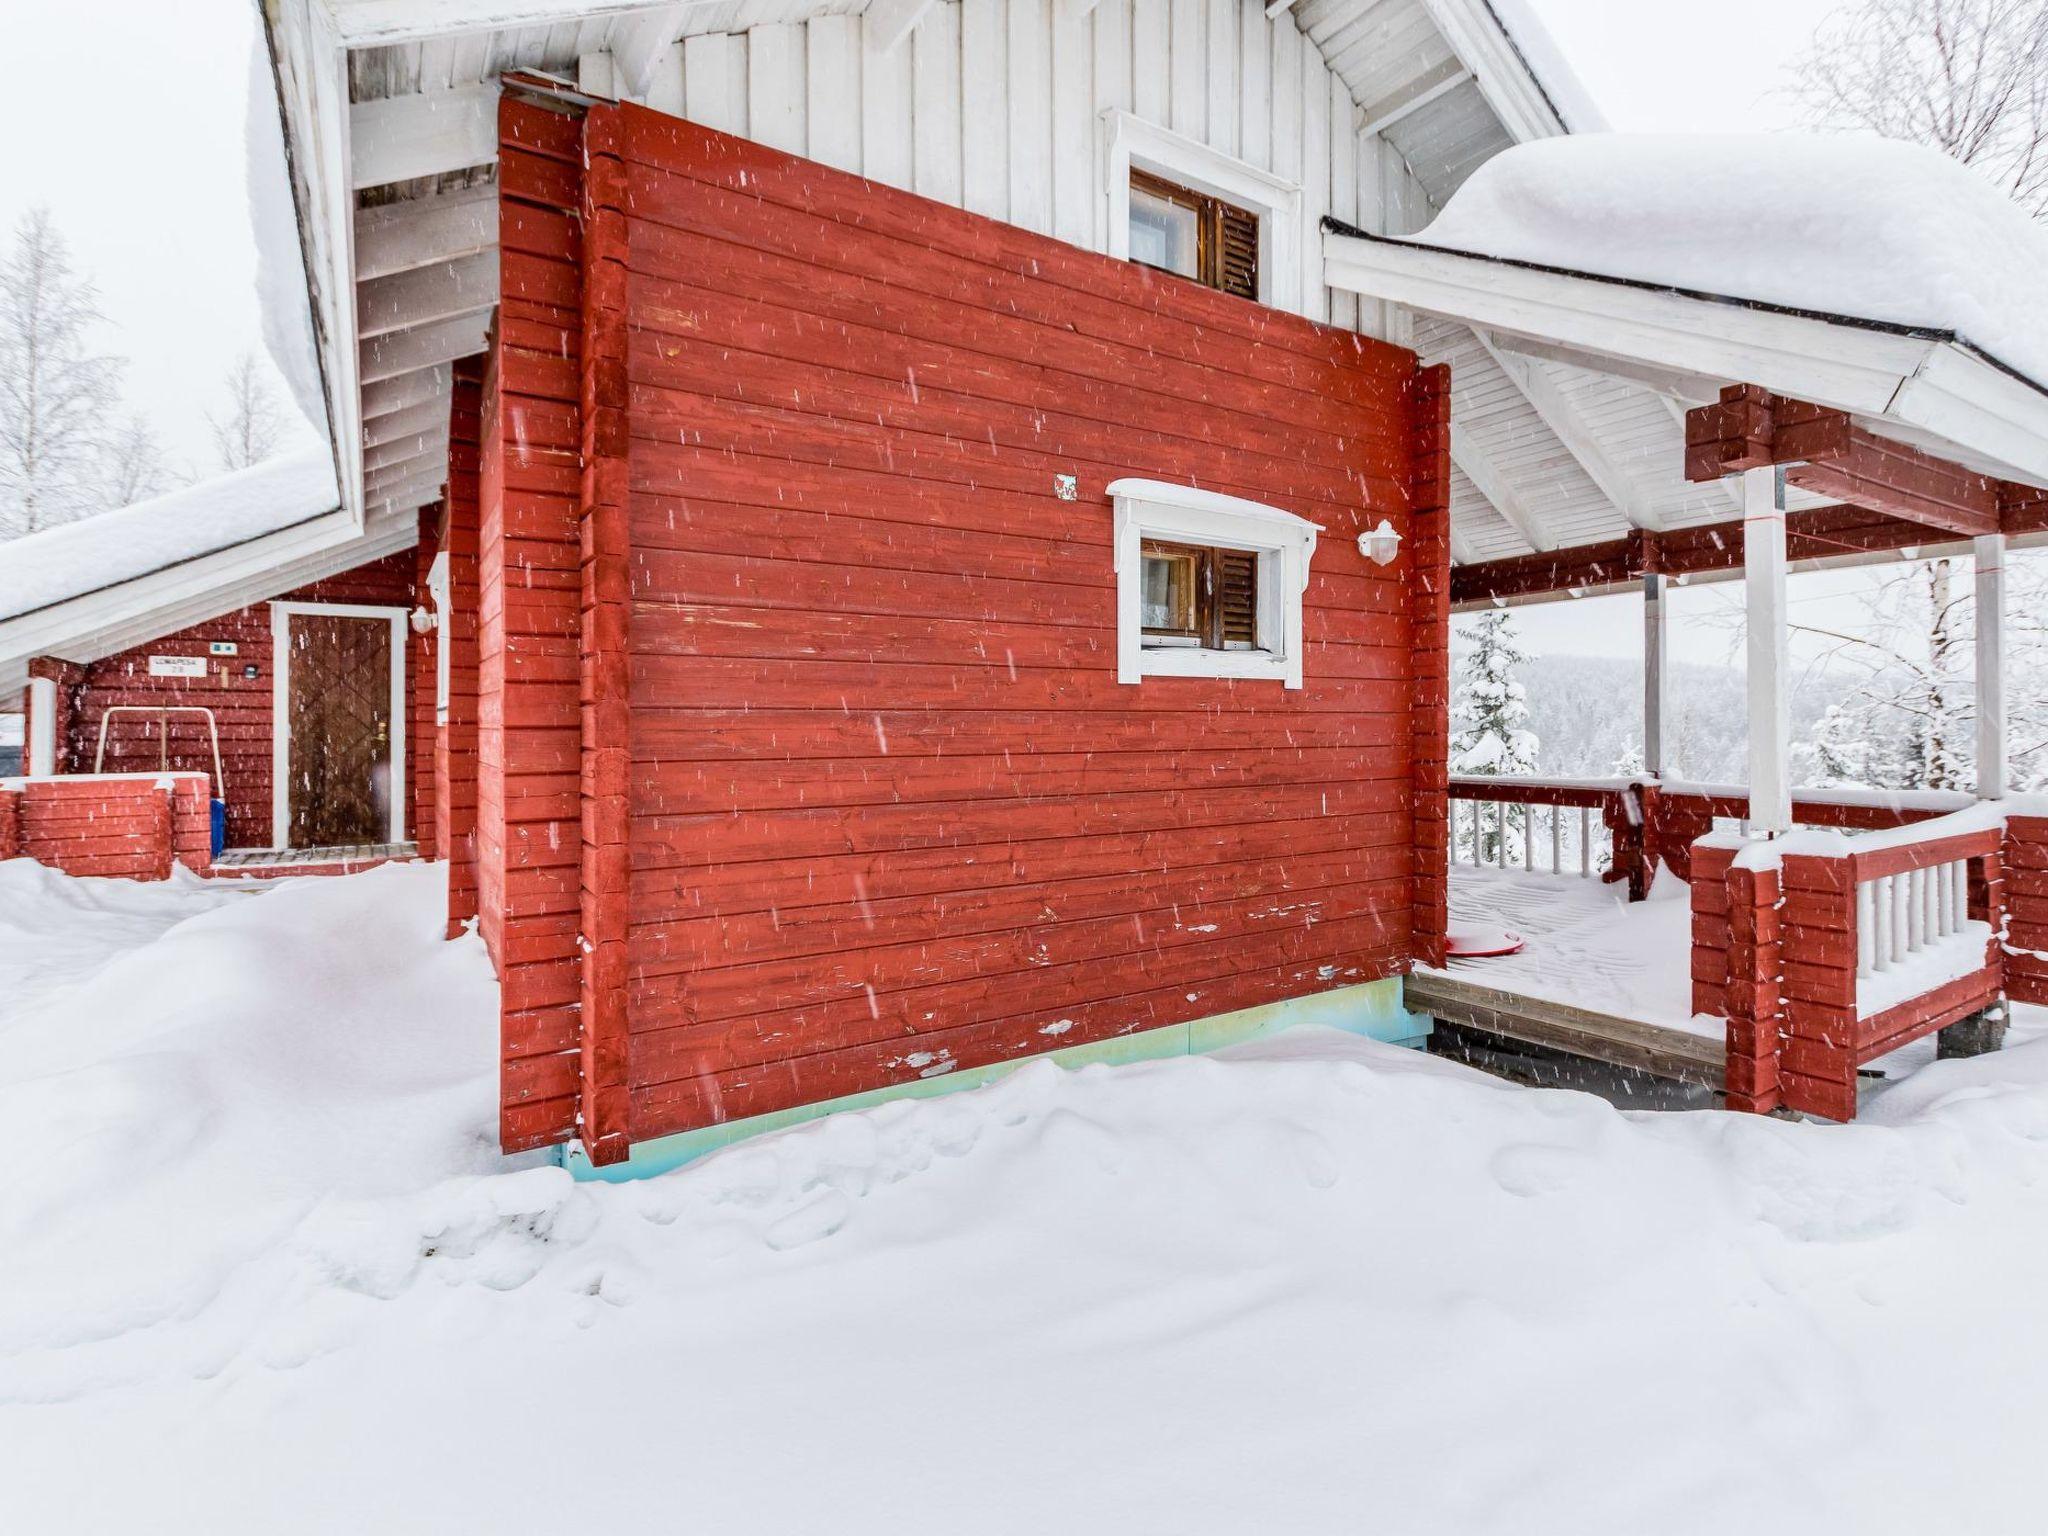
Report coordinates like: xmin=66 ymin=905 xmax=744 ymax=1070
xmin=1218 ymin=550 xmax=1259 ymax=647
xmin=1216 ymin=204 xmax=1258 ymax=301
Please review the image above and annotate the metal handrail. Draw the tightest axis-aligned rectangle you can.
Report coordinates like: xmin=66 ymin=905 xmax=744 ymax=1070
xmin=93 ymin=706 xmax=224 ymax=799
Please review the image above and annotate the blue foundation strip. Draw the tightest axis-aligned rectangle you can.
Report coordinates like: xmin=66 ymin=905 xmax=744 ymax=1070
xmin=559 ymin=978 xmax=1432 ymax=1184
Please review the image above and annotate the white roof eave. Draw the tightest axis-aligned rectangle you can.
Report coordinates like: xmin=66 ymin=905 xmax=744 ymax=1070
xmin=0 ymin=508 xmax=419 ymax=695
xmin=1323 ymin=226 xmax=2048 ymax=489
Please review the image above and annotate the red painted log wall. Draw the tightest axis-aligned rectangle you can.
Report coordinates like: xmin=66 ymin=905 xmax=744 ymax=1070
xmin=482 ymin=92 xmax=589 ymax=1153
xmin=0 ymin=772 xmax=211 ymax=880
xmin=440 ymin=363 xmax=485 ymax=939
xmin=515 ymin=104 xmax=1438 ymax=1154
xmin=53 ymin=554 xmax=421 ymax=850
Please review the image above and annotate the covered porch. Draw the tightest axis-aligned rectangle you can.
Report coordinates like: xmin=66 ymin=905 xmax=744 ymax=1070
xmin=1319 ymin=135 xmax=2048 ymax=1118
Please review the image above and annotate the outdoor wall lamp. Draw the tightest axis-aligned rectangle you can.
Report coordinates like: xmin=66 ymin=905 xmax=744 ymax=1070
xmin=1357 ymin=519 xmax=1402 ymax=567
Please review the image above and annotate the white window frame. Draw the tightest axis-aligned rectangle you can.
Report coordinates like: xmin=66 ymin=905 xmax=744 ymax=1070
xmin=1103 ymin=109 xmax=1302 ymax=314
xmin=1110 ymin=479 xmax=1321 ymax=690
xmin=270 ymin=601 xmax=409 ymax=849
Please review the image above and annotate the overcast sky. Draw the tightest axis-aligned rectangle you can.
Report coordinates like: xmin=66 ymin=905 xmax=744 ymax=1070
xmin=1 ymin=0 xmax=1890 ymax=669
xmin=0 ymin=0 xmax=318 ymax=484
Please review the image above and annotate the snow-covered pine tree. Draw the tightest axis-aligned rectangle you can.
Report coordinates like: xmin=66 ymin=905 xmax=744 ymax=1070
xmin=1451 ymin=609 xmax=1540 ymax=863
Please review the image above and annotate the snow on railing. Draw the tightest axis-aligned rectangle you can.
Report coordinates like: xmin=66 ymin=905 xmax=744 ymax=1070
xmin=1774 ymin=803 xmax=2006 ymax=1022
xmin=1857 ymin=858 xmax=1971 ymax=979
xmin=1446 ymin=777 xmax=1629 ymax=881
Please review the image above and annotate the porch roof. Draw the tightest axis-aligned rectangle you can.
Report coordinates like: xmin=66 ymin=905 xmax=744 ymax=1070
xmin=1324 ymin=135 xmax=2048 ymax=583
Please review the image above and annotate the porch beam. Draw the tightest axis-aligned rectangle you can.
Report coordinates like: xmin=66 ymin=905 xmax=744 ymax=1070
xmin=1451 ymin=503 xmax=1958 ymax=605
xmin=1686 ymin=384 xmax=2002 ymax=538
xmin=354 ymin=186 xmax=497 ymax=282
xmin=1357 ymin=57 xmax=1472 ymax=139
xmin=365 ymin=430 xmax=450 ymax=476
xmin=1745 ymin=467 xmax=1791 ymax=834
xmin=358 ymin=311 xmax=492 ymax=385
xmin=350 ymin=84 xmax=499 ymax=190
xmin=363 ymin=398 xmax=451 ymax=450
xmin=865 ymin=0 xmax=942 ymax=51
xmin=364 ymin=470 xmax=447 ymax=512
xmin=1451 ymin=424 xmax=1554 ymax=552
xmin=1474 ymin=328 xmax=1663 ymax=531
xmin=362 ymin=365 xmax=453 ymax=422
xmin=610 ymin=7 xmax=685 ymax=95
xmin=356 ymin=249 xmax=499 ymax=340
xmin=326 ymin=1 xmax=671 ymax=47
xmin=1977 ymin=533 xmax=2007 ymax=798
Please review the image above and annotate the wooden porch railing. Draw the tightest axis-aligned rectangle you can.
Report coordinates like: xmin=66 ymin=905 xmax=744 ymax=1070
xmin=1446 ymin=776 xmax=1646 ymax=896
xmin=1694 ymin=808 xmax=2007 ymax=1120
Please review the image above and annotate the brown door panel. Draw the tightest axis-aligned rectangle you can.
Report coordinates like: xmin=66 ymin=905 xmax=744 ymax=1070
xmin=286 ymin=613 xmax=393 ymax=847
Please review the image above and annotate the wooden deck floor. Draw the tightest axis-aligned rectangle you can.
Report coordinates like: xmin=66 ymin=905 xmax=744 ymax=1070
xmin=1407 ymin=970 xmax=1725 ymax=1089
xmin=1414 ymin=866 xmax=1726 ymax=1090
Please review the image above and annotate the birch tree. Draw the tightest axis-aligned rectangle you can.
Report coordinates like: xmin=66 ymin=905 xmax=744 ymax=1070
xmin=208 ymin=352 xmax=286 ymax=471
xmin=1792 ymin=0 xmax=2048 ymax=216
xmin=0 ymin=208 xmax=121 ymax=537
xmin=98 ymin=413 xmax=171 ymax=508
xmin=1786 ymin=1 xmax=2048 ymax=792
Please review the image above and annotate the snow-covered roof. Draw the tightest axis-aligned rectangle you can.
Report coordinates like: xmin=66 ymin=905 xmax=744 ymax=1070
xmin=1323 ymin=132 xmax=2048 ymax=570
xmin=1415 ymin=133 xmax=2048 ymax=394
xmin=0 ymin=449 xmax=338 ymax=624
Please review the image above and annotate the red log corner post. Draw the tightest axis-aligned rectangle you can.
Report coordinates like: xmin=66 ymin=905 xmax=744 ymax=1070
xmin=2011 ymin=814 xmax=2048 ymax=1007
xmin=482 ymin=85 xmax=1449 ymax=1165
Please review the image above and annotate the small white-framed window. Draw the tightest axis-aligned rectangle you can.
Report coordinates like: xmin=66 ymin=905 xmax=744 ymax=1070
xmin=1103 ymin=110 xmax=1302 ymax=314
xmin=1110 ymin=479 xmax=1321 ymax=689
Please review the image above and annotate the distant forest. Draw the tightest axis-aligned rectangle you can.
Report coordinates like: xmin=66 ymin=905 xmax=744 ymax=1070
xmin=1479 ymin=652 xmax=1837 ymax=788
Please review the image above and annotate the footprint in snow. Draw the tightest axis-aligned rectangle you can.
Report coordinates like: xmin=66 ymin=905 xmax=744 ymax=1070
xmin=1490 ymin=1142 xmax=1590 ymax=1198
xmin=764 ymin=1188 xmax=852 ymax=1252
xmin=1284 ymin=1125 xmax=1341 ymax=1190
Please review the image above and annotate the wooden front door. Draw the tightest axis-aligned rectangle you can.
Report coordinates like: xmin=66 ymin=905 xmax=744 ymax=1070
xmin=285 ymin=612 xmax=393 ymax=847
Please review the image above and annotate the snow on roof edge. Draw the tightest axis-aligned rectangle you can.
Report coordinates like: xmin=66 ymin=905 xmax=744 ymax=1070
xmin=0 ymin=448 xmax=342 ymax=623
xmin=1480 ymin=0 xmax=1609 ymax=134
xmin=1395 ymin=134 xmax=2048 ymax=400
xmin=245 ymin=32 xmax=329 ymax=442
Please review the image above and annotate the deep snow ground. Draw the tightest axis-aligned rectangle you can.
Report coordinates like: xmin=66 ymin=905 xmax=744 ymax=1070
xmin=6 ymin=861 xmax=2048 ymax=1534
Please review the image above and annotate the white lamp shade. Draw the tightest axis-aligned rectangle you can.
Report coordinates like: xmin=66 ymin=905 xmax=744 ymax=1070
xmin=1358 ymin=519 xmax=1402 ymax=566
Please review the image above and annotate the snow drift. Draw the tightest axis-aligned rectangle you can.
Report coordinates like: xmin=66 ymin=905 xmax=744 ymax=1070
xmin=7 ymin=861 xmax=2048 ymax=1533
xmin=1413 ymin=133 xmax=2048 ymax=390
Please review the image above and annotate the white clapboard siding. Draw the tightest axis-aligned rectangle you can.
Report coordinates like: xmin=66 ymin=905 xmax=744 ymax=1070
xmin=632 ymin=0 xmax=1406 ymax=333
xmin=1007 ymin=0 xmax=1053 ymax=233
xmin=1170 ymin=0 xmax=1204 ymax=141
xmin=912 ymin=1 xmax=964 ymax=203
xmin=806 ymin=15 xmax=862 ymax=171
xmin=862 ymin=25 xmax=915 ymax=187
xmin=1050 ymin=0 xmax=1094 ymax=248
xmin=961 ymin=0 xmax=1008 ymax=219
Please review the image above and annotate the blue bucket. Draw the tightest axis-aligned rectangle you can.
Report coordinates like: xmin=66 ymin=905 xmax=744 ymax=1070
xmin=210 ymin=799 xmax=227 ymax=857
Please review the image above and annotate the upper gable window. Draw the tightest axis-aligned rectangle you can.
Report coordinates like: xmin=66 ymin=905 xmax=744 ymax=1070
xmin=1128 ymin=170 xmax=1259 ymax=301
xmin=1104 ymin=111 xmax=1302 ymax=314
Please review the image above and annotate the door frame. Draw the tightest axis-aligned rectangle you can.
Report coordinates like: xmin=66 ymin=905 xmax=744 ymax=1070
xmin=270 ymin=601 xmax=409 ymax=849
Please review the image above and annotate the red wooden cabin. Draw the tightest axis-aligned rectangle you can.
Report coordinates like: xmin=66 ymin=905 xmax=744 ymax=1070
xmin=6 ymin=0 xmax=2046 ymax=1165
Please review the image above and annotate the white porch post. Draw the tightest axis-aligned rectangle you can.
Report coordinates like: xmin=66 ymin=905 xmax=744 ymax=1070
xmin=26 ymin=677 xmax=57 ymax=777
xmin=1643 ymin=570 xmax=1667 ymax=778
xmin=1744 ymin=467 xmax=1792 ymax=834
xmin=1976 ymin=532 xmax=2007 ymax=799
